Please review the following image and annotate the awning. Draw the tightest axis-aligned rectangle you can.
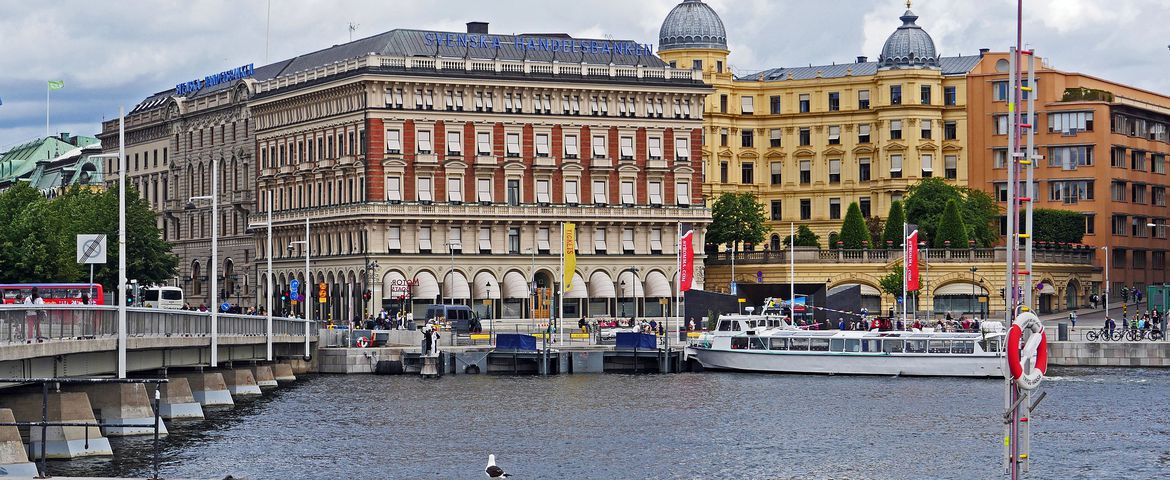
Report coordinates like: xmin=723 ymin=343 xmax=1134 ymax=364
xmin=934 ymin=282 xmax=987 ymax=296
xmin=382 ymin=270 xmax=407 ymax=298
xmin=1036 ymin=282 xmax=1056 ymax=295
xmin=412 ymin=271 xmax=440 ymax=300
xmin=644 ymin=270 xmax=671 ymax=297
xmin=472 ymin=271 xmax=500 ymax=299
xmin=587 ymin=271 xmax=615 ymax=298
xmin=565 ymin=272 xmax=588 ymax=299
xmin=442 ymin=271 xmax=470 ymax=299
xmin=830 ymin=283 xmax=882 ymax=296
xmin=502 ymin=271 xmax=529 ymax=299
xmin=617 ymin=271 xmax=643 ymax=297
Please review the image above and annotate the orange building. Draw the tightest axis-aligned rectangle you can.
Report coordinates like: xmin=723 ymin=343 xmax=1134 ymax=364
xmin=968 ymin=52 xmax=1170 ymax=305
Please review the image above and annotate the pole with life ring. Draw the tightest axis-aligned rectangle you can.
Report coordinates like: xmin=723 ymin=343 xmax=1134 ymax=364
xmin=1003 ymin=309 xmax=1048 ymax=476
xmin=356 ymin=336 xmax=370 ymax=348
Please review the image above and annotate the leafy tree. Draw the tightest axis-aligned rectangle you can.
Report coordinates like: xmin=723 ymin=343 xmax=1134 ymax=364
xmin=903 ymin=178 xmax=1000 ymax=247
xmin=879 ymin=261 xmax=904 ymax=296
xmin=1030 ymin=209 xmax=1086 ymax=243
xmin=881 ymin=200 xmax=905 ymax=248
xmin=866 ymin=216 xmax=884 ymax=246
xmin=707 ymin=192 xmax=769 ymax=252
xmin=783 ymin=224 xmax=820 ymax=248
xmin=963 ymin=188 xmax=1000 ymax=247
xmin=934 ymin=199 xmax=970 ymax=248
xmin=838 ymin=202 xmax=869 ymax=249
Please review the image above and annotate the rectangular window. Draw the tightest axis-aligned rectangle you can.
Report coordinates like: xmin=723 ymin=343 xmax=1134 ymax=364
xmin=920 ymin=85 xmax=931 ymax=105
xmin=1153 ymin=154 xmax=1166 ymax=174
xmin=944 ymin=86 xmax=957 ymax=105
xmin=769 ymin=128 xmax=782 ymax=147
xmin=859 ymin=157 xmax=871 ymax=182
xmin=996 ymin=183 xmax=1008 ymax=202
xmin=994 ymin=149 xmax=1008 ymax=169
xmin=800 ymin=199 xmax=811 ymax=220
xmin=945 ymin=155 xmax=958 ymax=179
xmin=508 ymin=227 xmax=520 ymax=254
xmin=994 ymin=115 xmax=1009 ymax=135
xmin=890 ymin=85 xmax=902 ymax=105
xmin=535 ymin=134 xmax=550 ymax=157
xmin=858 ymin=124 xmax=871 ymax=143
xmin=770 ymin=200 xmax=782 ymax=220
xmin=944 ymin=121 xmax=957 ymax=140
xmin=478 ymin=178 xmax=493 ymax=203
xmin=921 ymin=154 xmax=934 ymax=177
xmin=828 ymin=92 xmax=840 ymax=111
xmin=741 ymin=130 xmax=754 ymax=148
xmin=799 ymin=127 xmax=811 ymax=146
xmin=675 ymin=137 xmax=690 ymax=161
xmin=1085 ymin=214 xmax=1096 ymax=235
xmin=1048 ymin=146 xmax=1094 ymax=169
xmin=478 ymin=227 xmax=492 ymax=253
xmin=417 ymin=130 xmax=433 ymax=154
xmin=565 ymin=180 xmax=579 ymax=204
xmin=1111 ymin=181 xmax=1127 ymax=202
xmin=417 ymin=177 xmax=433 ymax=202
xmin=1132 ymin=150 xmax=1147 ymax=171
xmin=448 ymin=227 xmax=462 ymax=252
xmin=799 ymin=160 xmax=811 ymax=184
xmin=620 ymin=136 xmax=634 ymax=160
xmin=385 ymin=129 xmax=402 ymax=153
xmin=741 ymin=96 xmax=754 ymax=115
xmin=1154 ymin=186 xmax=1166 ymax=207
xmin=829 ymin=198 xmax=841 ymax=220
xmin=828 ymin=125 xmax=841 ymax=145
xmin=620 ymin=181 xmax=635 ymax=205
xmin=506 ymin=179 xmax=519 ymax=205
xmin=890 ymin=154 xmax=903 ymax=179
xmin=770 ymin=95 xmax=782 ymax=114
xmin=386 ymin=176 xmax=402 ymax=202
xmin=993 ymin=81 xmax=1009 ymax=101
xmin=536 ymin=179 xmax=551 ymax=204
xmin=828 ymin=158 xmax=841 ymax=183
xmin=720 ymin=95 xmax=727 ymax=113
xmin=622 ymin=228 xmax=635 ymax=253
xmin=593 ymin=135 xmax=607 ymax=158
xmin=447 ymin=177 xmax=463 ymax=203
xmin=720 ymin=128 xmax=728 ymax=147
xmin=770 ymin=162 xmax=782 ymax=185
xmin=720 ymin=162 xmax=728 ymax=183
xmin=648 ymin=181 xmax=663 ymax=206
xmin=1132 ymin=184 xmax=1147 ymax=204
xmin=799 ymin=94 xmax=810 ymax=113
xmin=1048 ymin=111 xmax=1094 ymax=133
xmin=538 ymin=227 xmax=551 ymax=253
xmin=1111 ymin=147 xmax=1127 ymax=168
xmin=388 ymin=226 xmax=402 ymax=252
xmin=648 ymin=137 xmax=662 ymax=160
xmin=447 ymin=131 xmax=462 ymax=155
xmin=506 ymin=133 xmax=521 ymax=157
xmin=890 ymin=120 xmax=903 ymax=140
xmin=593 ymin=180 xmax=607 ymax=205
xmin=858 ymin=90 xmax=870 ymax=110
xmin=741 ymin=162 xmax=754 ymax=184
xmin=676 ymin=181 xmax=690 ymax=206
xmin=564 ymin=134 xmax=579 ymax=158
xmin=859 ymin=197 xmax=871 ymax=218
xmin=593 ymin=228 xmax=607 ymax=253
xmin=650 ymin=228 xmax=663 ymax=253
xmin=476 ymin=132 xmax=492 ymax=156
xmin=419 ymin=226 xmax=432 ymax=253
xmin=921 ymin=119 xmax=932 ymax=139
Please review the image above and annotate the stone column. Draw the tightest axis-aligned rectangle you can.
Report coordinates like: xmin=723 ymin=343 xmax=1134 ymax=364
xmin=249 ymin=365 xmax=278 ymax=388
xmin=0 ymin=409 xmax=37 ymax=477
xmin=6 ymin=392 xmax=112 ymax=458
xmin=67 ymin=384 xmax=168 ymax=436
xmin=158 ymin=377 xmax=205 ymax=419
xmin=174 ymin=373 xmax=234 ymax=406
xmin=220 ymin=369 xmax=261 ymax=397
xmin=271 ymin=363 xmax=297 ymax=383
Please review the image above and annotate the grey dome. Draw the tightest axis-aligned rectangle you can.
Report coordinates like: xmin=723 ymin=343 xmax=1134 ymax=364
xmin=878 ymin=9 xmax=940 ymax=69
xmin=659 ymin=0 xmax=727 ymax=51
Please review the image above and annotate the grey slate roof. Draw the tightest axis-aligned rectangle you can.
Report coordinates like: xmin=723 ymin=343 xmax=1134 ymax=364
xmin=738 ymin=55 xmax=982 ymax=82
xmin=659 ymin=0 xmax=728 ymax=51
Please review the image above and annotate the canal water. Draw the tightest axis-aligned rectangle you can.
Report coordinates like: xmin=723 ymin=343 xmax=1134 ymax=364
xmin=50 ymin=368 xmax=1170 ymax=479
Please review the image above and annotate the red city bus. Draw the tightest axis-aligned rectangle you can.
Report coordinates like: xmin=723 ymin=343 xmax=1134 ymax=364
xmin=0 ymin=283 xmax=105 ymax=305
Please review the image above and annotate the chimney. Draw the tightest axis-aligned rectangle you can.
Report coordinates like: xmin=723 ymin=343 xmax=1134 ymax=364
xmin=979 ymin=48 xmax=990 ymax=57
xmin=466 ymin=22 xmax=489 ymax=34
xmin=856 ymin=56 xmax=868 ymax=63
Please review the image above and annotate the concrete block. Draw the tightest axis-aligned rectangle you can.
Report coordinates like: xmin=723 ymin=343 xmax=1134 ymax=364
xmin=175 ymin=373 xmax=234 ymax=406
xmin=0 ymin=409 xmax=37 ymax=477
xmin=6 ymin=392 xmax=112 ymax=459
xmin=220 ymin=369 xmax=262 ymax=397
xmin=249 ymin=366 xmax=278 ymax=388
xmin=68 ymin=384 xmax=168 ymax=437
xmin=571 ymin=351 xmax=605 ymax=373
xmin=158 ymin=378 xmax=204 ymax=419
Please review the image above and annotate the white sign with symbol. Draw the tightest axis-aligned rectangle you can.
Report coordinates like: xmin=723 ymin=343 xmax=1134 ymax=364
xmin=77 ymin=234 xmax=108 ymax=264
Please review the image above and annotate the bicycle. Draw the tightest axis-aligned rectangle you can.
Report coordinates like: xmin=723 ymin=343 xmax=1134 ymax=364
xmin=1085 ymin=327 xmax=1111 ymax=342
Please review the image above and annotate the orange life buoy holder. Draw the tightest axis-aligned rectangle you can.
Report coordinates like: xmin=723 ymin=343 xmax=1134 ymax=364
xmin=1005 ymin=311 xmax=1047 ymax=390
xmin=356 ymin=336 xmax=371 ymax=348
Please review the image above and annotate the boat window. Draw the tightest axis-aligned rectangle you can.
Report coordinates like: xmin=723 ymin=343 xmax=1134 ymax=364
xmin=830 ymin=338 xmax=845 ymax=352
xmin=809 ymin=338 xmax=830 ymax=352
xmin=730 ymin=337 xmax=749 ymax=349
xmin=928 ymin=340 xmax=952 ymax=354
xmin=953 ymin=341 xmax=975 ymax=354
xmin=749 ymin=336 xmax=768 ymax=350
xmin=905 ymin=340 xmax=928 ymax=353
xmin=718 ymin=320 xmax=734 ymax=331
xmin=844 ymin=339 xmax=861 ymax=353
xmin=862 ymin=339 xmax=881 ymax=352
xmin=882 ymin=340 xmax=904 ymax=353
xmin=770 ymin=338 xmax=788 ymax=350
xmin=980 ymin=339 xmax=1000 ymax=353
xmin=789 ymin=338 xmax=809 ymax=351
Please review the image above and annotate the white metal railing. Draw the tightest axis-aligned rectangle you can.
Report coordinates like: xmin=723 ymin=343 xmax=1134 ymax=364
xmin=257 ymin=201 xmax=710 ymax=225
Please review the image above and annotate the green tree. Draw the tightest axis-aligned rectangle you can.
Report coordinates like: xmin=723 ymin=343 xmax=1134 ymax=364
xmin=838 ymin=202 xmax=869 ymax=249
xmin=866 ymin=216 xmax=884 ymax=246
xmin=879 ymin=261 xmax=904 ymax=296
xmin=934 ymin=199 xmax=969 ymax=247
xmin=903 ymin=178 xmax=1000 ymax=247
xmin=1030 ymin=209 xmax=1086 ymax=243
xmin=707 ymin=192 xmax=769 ymax=252
xmin=783 ymin=224 xmax=821 ymax=248
xmin=881 ymin=200 xmax=905 ymax=248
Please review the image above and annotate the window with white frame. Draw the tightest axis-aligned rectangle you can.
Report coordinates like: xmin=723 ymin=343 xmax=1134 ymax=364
xmin=386 ymin=129 xmax=402 ymax=154
xmin=890 ymin=154 xmax=903 ymax=178
xmin=444 ymin=90 xmax=454 ymax=110
xmin=620 ymin=181 xmax=635 ymax=205
xmin=828 ymin=125 xmax=841 ymax=144
xmin=592 ymin=135 xmax=607 ymax=158
xmin=890 ymin=120 xmax=903 ymax=140
xmin=656 ymin=98 xmax=665 ymax=117
xmin=648 ymin=137 xmax=662 ymax=160
xmin=648 ymin=181 xmax=662 ymax=206
xmin=673 ymin=99 xmax=683 ymax=118
xmin=535 ymin=134 xmax=550 ymax=157
xmin=593 ymin=180 xmax=607 ymax=205
xmin=622 ymin=228 xmax=635 ymax=252
xmin=447 ymin=131 xmax=461 ymax=155
xmin=564 ymin=134 xmax=579 ymax=159
xmin=536 ymin=179 xmax=551 ymax=204
xmin=386 ymin=176 xmax=402 ymax=202
xmin=477 ymin=132 xmax=491 ymax=156
xmin=477 ymin=178 xmax=492 ymax=203
xmin=388 ymin=226 xmax=402 ymax=251
xmin=675 ymin=137 xmax=690 ymax=161
xmin=504 ymin=92 xmax=516 ymax=113
xmin=478 ymin=227 xmax=492 ymax=252
xmin=1049 ymin=111 xmax=1094 ymax=133
xmin=921 ymin=154 xmax=934 ymax=177
xmin=506 ymin=133 xmax=520 ymax=157
xmin=620 ymin=136 xmax=634 ymax=160
xmin=590 ymin=96 xmax=599 ymax=115
xmin=447 ymin=177 xmax=463 ymax=203
xmin=858 ymin=124 xmax=871 ymax=143
xmin=565 ymin=179 xmax=579 ymax=204
xmin=828 ymin=159 xmax=841 ymax=183
xmin=448 ymin=227 xmax=462 ymax=252
xmin=994 ymin=115 xmax=1009 ymax=135
xmin=386 ymin=88 xmax=403 ymax=108
xmin=945 ymin=155 xmax=958 ymax=179
xmin=415 ymin=89 xmax=424 ymax=109
xmin=593 ymin=228 xmax=607 ymax=253
xmin=676 ymin=181 xmax=690 ymax=206
xmin=650 ymin=228 xmax=663 ymax=253
xmin=419 ymin=226 xmax=432 ymax=252
xmin=417 ymin=130 xmax=432 ymax=154
xmin=570 ymin=95 xmax=581 ymax=114
xmin=538 ymin=227 xmax=551 ymax=252
xmin=741 ymin=96 xmax=754 ymax=114
xmin=921 ymin=119 xmax=932 ymax=139
xmin=423 ymin=90 xmax=434 ymax=110
xmin=417 ymin=177 xmax=433 ymax=202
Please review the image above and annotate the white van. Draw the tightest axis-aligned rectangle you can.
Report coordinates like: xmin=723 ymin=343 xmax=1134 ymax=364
xmin=143 ymin=286 xmax=184 ymax=309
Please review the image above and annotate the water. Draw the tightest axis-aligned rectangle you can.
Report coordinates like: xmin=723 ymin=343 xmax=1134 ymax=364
xmin=48 ymin=368 xmax=1170 ymax=479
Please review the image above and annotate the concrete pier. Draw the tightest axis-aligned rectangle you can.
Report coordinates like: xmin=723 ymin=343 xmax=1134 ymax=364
xmin=175 ymin=373 xmax=234 ymax=407
xmin=220 ymin=369 xmax=261 ymax=397
xmin=158 ymin=377 xmax=205 ymax=419
xmin=7 ymin=392 xmax=112 ymax=458
xmin=285 ymin=357 xmax=314 ymax=375
xmin=68 ymin=384 xmax=168 ymax=436
xmin=0 ymin=409 xmax=37 ymax=477
xmin=249 ymin=366 xmax=278 ymax=388
xmin=420 ymin=356 xmax=440 ymax=378
xmin=271 ymin=363 xmax=297 ymax=383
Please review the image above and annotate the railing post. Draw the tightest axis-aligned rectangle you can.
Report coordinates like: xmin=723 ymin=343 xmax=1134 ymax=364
xmin=304 ymin=319 xmax=311 ymax=359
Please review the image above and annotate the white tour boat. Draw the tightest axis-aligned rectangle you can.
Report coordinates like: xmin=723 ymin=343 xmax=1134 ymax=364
xmin=688 ymin=313 xmax=1006 ymax=377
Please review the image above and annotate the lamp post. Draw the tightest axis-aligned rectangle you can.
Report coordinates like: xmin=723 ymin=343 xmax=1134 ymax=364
xmin=91 ymin=146 xmax=128 ymax=376
xmin=186 ymin=156 xmax=218 ymax=367
xmin=364 ymin=260 xmax=379 ymax=319
xmin=444 ymin=242 xmax=457 ymax=306
xmin=525 ymin=247 xmax=536 ymax=329
xmin=485 ymin=281 xmax=494 ymax=339
xmin=970 ymin=266 xmax=978 ymax=318
xmin=246 ymin=193 xmax=273 ymax=360
xmin=623 ymin=266 xmax=640 ymax=321
xmin=1102 ymin=246 xmax=1110 ymax=320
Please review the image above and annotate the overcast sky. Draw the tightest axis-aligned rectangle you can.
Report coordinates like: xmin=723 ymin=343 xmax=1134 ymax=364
xmin=2 ymin=0 xmax=1168 ymax=151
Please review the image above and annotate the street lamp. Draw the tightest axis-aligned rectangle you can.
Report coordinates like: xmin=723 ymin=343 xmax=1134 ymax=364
xmin=525 ymin=247 xmax=536 ymax=328
xmin=969 ymin=266 xmax=978 ymax=318
xmin=363 ymin=260 xmax=379 ymax=319
xmin=91 ymin=148 xmax=128 ymax=377
xmin=622 ymin=266 xmax=640 ymax=321
xmin=289 ymin=216 xmax=310 ymax=328
xmin=246 ymin=191 xmax=273 ymax=361
xmin=186 ymin=155 xmax=219 ymax=367
xmin=444 ymin=242 xmax=458 ymax=306
xmin=484 ymin=281 xmax=494 ymax=339
xmin=1102 ymin=246 xmax=1111 ymax=319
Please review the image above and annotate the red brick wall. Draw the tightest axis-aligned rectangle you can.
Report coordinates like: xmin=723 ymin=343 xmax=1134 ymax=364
xmin=608 ymin=127 xmax=619 ymax=205
xmin=464 ymin=122 xmax=476 ymax=200
xmin=691 ymin=127 xmax=703 ymax=205
xmin=635 ymin=127 xmax=647 ymax=204
xmin=365 ymin=118 xmax=384 ymax=201
xmin=664 ymin=127 xmax=675 ymax=204
xmin=580 ymin=126 xmax=591 ymax=202
xmin=522 ymin=124 xmax=534 ymax=203
xmin=403 ymin=119 xmax=415 ymax=201
xmin=551 ymin=125 xmax=563 ymax=202
xmin=434 ymin=121 xmax=446 ymax=201
xmin=493 ymin=123 xmax=505 ymax=203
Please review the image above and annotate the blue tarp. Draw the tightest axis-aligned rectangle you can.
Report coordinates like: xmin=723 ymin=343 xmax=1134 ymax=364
xmin=496 ymin=333 xmax=537 ymax=351
xmin=616 ymin=332 xmax=657 ymax=350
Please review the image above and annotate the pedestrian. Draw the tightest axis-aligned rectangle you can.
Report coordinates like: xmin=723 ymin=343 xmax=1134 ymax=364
xmin=1069 ymin=310 xmax=1078 ymax=331
xmin=838 ymin=318 xmax=845 ymax=330
xmin=24 ymin=288 xmax=45 ymax=342
xmin=688 ymin=317 xmax=696 ymax=331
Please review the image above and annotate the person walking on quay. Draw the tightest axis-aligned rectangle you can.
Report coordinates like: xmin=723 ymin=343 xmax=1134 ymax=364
xmin=23 ymin=288 xmax=45 ymax=342
xmin=1069 ymin=310 xmax=1078 ymax=331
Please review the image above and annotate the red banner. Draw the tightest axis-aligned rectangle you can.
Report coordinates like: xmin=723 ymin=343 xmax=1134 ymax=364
xmin=679 ymin=230 xmax=694 ymax=292
xmin=906 ymin=230 xmax=920 ymax=291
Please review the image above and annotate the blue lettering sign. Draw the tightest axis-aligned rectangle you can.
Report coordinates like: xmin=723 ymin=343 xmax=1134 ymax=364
xmin=420 ymin=30 xmax=651 ymax=57
xmin=174 ymin=63 xmax=255 ymax=96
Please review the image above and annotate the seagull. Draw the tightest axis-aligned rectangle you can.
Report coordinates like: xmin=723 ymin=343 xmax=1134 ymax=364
xmin=485 ymin=454 xmax=511 ymax=478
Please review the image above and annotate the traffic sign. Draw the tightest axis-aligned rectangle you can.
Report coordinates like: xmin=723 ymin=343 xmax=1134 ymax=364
xmin=756 ymin=270 xmax=764 ymax=283
xmin=221 ymin=302 xmax=231 ymax=312
xmin=730 ymin=281 xmax=737 ymax=295
xmin=76 ymin=234 xmax=107 ymax=264
xmin=290 ymin=279 xmax=300 ymax=296
xmin=318 ymin=282 xmax=327 ymax=303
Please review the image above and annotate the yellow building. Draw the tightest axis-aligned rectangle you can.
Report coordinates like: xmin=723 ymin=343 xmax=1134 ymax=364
xmin=658 ymin=1 xmax=977 ymax=248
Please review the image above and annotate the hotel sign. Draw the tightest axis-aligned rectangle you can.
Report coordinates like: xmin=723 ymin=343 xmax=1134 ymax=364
xmin=175 ymin=63 xmax=255 ymax=96
xmin=423 ymin=32 xmax=653 ymax=57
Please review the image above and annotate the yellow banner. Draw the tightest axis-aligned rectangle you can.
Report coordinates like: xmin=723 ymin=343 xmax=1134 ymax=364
xmin=563 ymin=223 xmax=576 ymax=289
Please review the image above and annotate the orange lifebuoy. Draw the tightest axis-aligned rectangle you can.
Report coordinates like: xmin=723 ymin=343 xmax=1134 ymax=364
xmin=357 ymin=336 xmax=370 ymax=348
xmin=1006 ymin=312 xmax=1047 ymax=389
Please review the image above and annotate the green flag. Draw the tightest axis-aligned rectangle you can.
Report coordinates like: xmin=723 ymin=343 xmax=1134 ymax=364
xmin=48 ymin=80 xmax=64 ymax=90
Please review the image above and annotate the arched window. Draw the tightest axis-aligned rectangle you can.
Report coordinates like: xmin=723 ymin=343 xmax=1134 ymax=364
xmin=770 ymin=234 xmax=781 ymax=251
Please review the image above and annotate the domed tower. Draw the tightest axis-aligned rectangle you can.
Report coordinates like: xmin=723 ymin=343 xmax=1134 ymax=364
xmin=657 ymin=0 xmax=729 ymax=78
xmin=877 ymin=7 xmax=940 ymax=69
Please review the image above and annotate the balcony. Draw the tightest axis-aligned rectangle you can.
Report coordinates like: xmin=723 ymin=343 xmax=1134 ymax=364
xmin=316 ymin=158 xmax=335 ymax=169
xmin=257 ymin=202 xmax=710 ymax=225
xmin=707 ymin=248 xmax=1095 ymax=266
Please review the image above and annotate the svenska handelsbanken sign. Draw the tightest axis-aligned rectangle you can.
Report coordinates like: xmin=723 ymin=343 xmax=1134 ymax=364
xmin=423 ymin=32 xmax=653 ymax=57
xmin=175 ymin=64 xmax=255 ymax=96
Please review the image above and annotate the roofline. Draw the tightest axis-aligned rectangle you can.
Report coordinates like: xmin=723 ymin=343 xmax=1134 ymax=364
xmin=970 ymin=51 xmax=1170 ymax=103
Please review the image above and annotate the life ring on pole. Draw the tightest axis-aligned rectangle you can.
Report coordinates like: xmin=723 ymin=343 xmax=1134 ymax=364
xmin=1006 ymin=311 xmax=1047 ymax=390
xmin=357 ymin=336 xmax=370 ymax=348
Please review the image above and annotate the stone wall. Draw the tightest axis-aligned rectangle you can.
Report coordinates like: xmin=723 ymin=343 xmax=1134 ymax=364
xmin=1047 ymin=341 xmax=1170 ymax=367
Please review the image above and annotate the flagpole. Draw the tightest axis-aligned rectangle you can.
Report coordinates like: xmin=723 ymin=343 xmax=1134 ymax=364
xmin=559 ymin=222 xmax=564 ymax=344
xmin=789 ymin=222 xmax=795 ymax=324
xmin=675 ymin=222 xmax=681 ymax=345
xmin=45 ymin=82 xmax=50 ymax=139
xmin=903 ymin=222 xmax=909 ymax=327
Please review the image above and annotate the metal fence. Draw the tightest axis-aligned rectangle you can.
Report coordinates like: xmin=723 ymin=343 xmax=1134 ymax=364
xmin=0 ymin=305 xmax=315 ymax=345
